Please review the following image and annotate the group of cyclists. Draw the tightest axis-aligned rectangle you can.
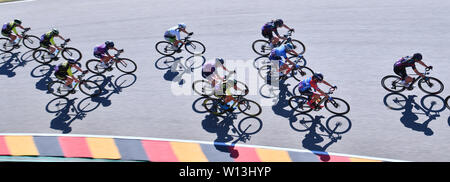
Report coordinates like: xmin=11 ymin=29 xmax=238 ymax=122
xmin=3 ymin=18 xmax=438 ymax=109
xmin=1 ymin=19 xmax=124 ymax=92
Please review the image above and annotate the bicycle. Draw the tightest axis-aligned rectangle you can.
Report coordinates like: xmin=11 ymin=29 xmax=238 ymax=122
xmin=32 ymin=39 xmax=82 ymax=64
xmin=258 ymin=55 xmax=314 ymax=82
xmin=192 ymin=70 xmax=249 ymax=97
xmin=252 ymin=29 xmax=306 ymax=56
xmin=0 ymin=28 xmax=41 ymax=52
xmin=289 ymin=88 xmax=350 ymax=115
xmin=203 ymin=94 xmax=262 ymax=117
xmin=381 ymin=67 xmax=444 ymax=95
xmin=155 ymin=34 xmax=206 ymax=56
xmin=47 ymin=73 xmax=102 ymax=97
xmin=85 ymin=50 xmax=137 ymax=74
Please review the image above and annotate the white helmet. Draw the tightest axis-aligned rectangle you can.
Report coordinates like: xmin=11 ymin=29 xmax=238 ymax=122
xmin=178 ymin=23 xmax=186 ymax=29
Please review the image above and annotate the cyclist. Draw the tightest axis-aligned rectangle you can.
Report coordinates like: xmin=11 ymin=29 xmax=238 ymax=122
xmin=1 ymin=19 xmax=30 ymax=45
xmin=40 ymin=28 xmax=69 ymax=58
xmin=201 ymin=58 xmax=232 ymax=88
xmin=214 ymin=79 xmax=248 ymax=111
xmin=54 ymin=59 xmax=88 ymax=90
xmin=298 ymin=73 xmax=337 ymax=110
xmin=393 ymin=53 xmax=432 ymax=89
xmin=164 ymin=23 xmax=193 ymax=53
xmin=268 ymin=43 xmax=301 ymax=80
xmin=93 ymin=41 xmax=123 ymax=69
xmin=261 ymin=19 xmax=294 ymax=48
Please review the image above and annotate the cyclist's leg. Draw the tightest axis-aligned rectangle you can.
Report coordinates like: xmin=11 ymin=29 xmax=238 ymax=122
xmin=394 ymin=66 xmax=410 ymax=86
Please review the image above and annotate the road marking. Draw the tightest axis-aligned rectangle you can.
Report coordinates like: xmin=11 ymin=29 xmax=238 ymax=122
xmin=0 ymin=133 xmax=408 ymax=162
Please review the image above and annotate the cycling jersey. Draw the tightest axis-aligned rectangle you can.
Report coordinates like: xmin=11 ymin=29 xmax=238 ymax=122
xmin=93 ymin=43 xmax=108 ymax=58
xmin=54 ymin=61 xmax=73 ymax=79
xmin=261 ymin=22 xmax=280 ymax=39
xmin=40 ymin=31 xmax=56 ymax=47
xmin=1 ymin=22 xmax=18 ymax=36
xmin=298 ymin=77 xmax=319 ymax=92
xmin=269 ymin=45 xmax=288 ymax=60
xmin=164 ymin=26 xmax=181 ymax=40
xmin=394 ymin=56 xmax=416 ymax=69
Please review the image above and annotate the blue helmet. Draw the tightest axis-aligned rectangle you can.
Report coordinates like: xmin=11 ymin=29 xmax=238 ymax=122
xmin=178 ymin=23 xmax=186 ymax=29
xmin=285 ymin=43 xmax=294 ymax=51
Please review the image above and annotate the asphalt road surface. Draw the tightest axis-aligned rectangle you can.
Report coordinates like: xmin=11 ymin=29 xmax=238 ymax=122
xmin=0 ymin=0 xmax=449 ymax=161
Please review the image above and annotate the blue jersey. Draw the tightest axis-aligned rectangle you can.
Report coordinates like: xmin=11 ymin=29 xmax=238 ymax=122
xmin=269 ymin=45 xmax=288 ymax=60
xmin=298 ymin=77 xmax=319 ymax=92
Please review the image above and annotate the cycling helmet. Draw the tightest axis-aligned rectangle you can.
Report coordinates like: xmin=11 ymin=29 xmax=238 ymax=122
xmin=178 ymin=23 xmax=186 ymax=29
xmin=51 ymin=28 xmax=59 ymax=36
xmin=105 ymin=41 xmax=114 ymax=48
xmin=67 ymin=59 xmax=77 ymax=65
xmin=313 ymin=72 xmax=324 ymax=81
xmin=13 ymin=19 xmax=22 ymax=25
xmin=216 ymin=58 xmax=224 ymax=65
xmin=274 ymin=19 xmax=284 ymax=27
xmin=285 ymin=43 xmax=294 ymax=51
xmin=412 ymin=53 xmax=422 ymax=61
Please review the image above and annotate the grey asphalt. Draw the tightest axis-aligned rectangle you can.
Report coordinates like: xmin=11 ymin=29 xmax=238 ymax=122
xmin=0 ymin=0 xmax=449 ymax=162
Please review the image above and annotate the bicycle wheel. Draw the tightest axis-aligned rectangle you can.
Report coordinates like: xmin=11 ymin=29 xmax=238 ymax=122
xmin=192 ymin=80 xmax=214 ymax=96
xmin=48 ymin=81 xmax=71 ymax=97
xmin=229 ymin=80 xmax=249 ymax=96
xmin=185 ymin=40 xmax=206 ymax=55
xmin=259 ymin=84 xmax=280 ymax=98
xmin=238 ymin=117 xmax=263 ymax=135
xmin=253 ymin=56 xmax=271 ymax=70
xmin=417 ymin=77 xmax=444 ymax=95
xmin=289 ymin=113 xmax=314 ymax=132
xmin=79 ymin=80 xmax=102 ymax=97
xmin=292 ymin=66 xmax=314 ymax=81
xmin=0 ymin=38 xmax=14 ymax=52
xmin=420 ymin=94 xmax=446 ymax=112
xmin=258 ymin=64 xmax=278 ymax=80
xmin=22 ymin=35 xmax=41 ymax=50
xmin=61 ymin=47 xmax=82 ymax=61
xmin=288 ymin=39 xmax=306 ymax=55
xmin=33 ymin=49 xmax=53 ymax=64
xmin=86 ymin=59 xmax=107 ymax=74
xmin=383 ymin=93 xmax=407 ymax=110
xmin=203 ymin=98 xmax=226 ymax=115
xmin=185 ymin=55 xmax=206 ymax=70
xmin=155 ymin=41 xmax=176 ymax=56
xmin=324 ymin=97 xmax=350 ymax=115
xmin=288 ymin=96 xmax=312 ymax=113
xmin=326 ymin=115 xmax=351 ymax=134
xmin=116 ymin=58 xmax=137 ymax=74
xmin=252 ymin=39 xmax=271 ymax=56
xmin=237 ymin=99 xmax=262 ymax=117
xmin=381 ymin=75 xmax=406 ymax=93
xmin=288 ymin=55 xmax=307 ymax=67
xmin=445 ymin=96 xmax=450 ymax=110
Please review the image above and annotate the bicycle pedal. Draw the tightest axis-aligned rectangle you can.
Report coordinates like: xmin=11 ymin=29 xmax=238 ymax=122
xmin=69 ymin=90 xmax=76 ymax=94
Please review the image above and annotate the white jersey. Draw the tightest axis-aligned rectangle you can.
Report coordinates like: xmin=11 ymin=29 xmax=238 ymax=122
xmin=165 ymin=26 xmax=181 ymax=40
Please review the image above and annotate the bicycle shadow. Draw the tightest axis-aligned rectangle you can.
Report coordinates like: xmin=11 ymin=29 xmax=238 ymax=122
xmin=45 ymin=73 xmax=137 ymax=133
xmin=271 ymin=79 xmax=296 ymax=119
xmin=200 ymin=108 xmax=263 ymax=159
xmin=289 ymin=113 xmax=352 ymax=162
xmin=0 ymin=50 xmax=35 ymax=78
xmin=383 ymin=93 xmax=447 ymax=136
xmin=30 ymin=64 xmax=54 ymax=92
xmin=155 ymin=55 xmax=205 ymax=85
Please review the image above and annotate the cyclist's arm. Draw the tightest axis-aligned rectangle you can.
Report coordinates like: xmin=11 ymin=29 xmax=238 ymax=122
xmin=282 ymin=24 xmax=292 ymax=30
xmin=321 ymin=80 xmax=333 ymax=88
xmin=73 ymin=64 xmax=83 ymax=73
xmin=416 ymin=60 xmax=429 ymax=68
xmin=284 ymin=57 xmax=295 ymax=66
xmin=12 ymin=26 xmax=18 ymax=35
xmin=412 ymin=67 xmax=425 ymax=78
xmin=181 ymin=29 xmax=189 ymax=34
xmin=288 ymin=50 xmax=299 ymax=56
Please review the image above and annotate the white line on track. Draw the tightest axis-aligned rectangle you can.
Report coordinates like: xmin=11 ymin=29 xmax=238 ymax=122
xmin=0 ymin=133 xmax=408 ymax=162
xmin=0 ymin=0 xmax=36 ymax=6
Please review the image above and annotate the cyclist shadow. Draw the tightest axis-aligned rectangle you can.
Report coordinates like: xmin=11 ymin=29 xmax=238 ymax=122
xmin=271 ymin=79 xmax=296 ymax=118
xmin=30 ymin=64 xmax=54 ymax=92
xmin=201 ymin=111 xmax=263 ymax=159
xmin=46 ymin=96 xmax=99 ymax=133
xmin=289 ymin=113 xmax=352 ymax=162
xmin=155 ymin=55 xmax=205 ymax=85
xmin=87 ymin=73 xmax=137 ymax=107
xmin=383 ymin=93 xmax=447 ymax=136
